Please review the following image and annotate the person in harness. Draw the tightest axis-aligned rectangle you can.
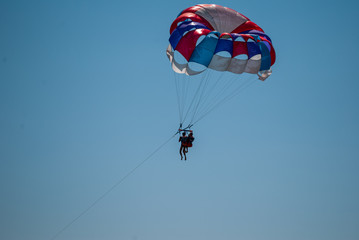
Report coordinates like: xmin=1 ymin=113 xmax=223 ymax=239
xmin=179 ymin=131 xmax=187 ymax=160
xmin=185 ymin=132 xmax=194 ymax=150
xmin=179 ymin=131 xmax=195 ymax=160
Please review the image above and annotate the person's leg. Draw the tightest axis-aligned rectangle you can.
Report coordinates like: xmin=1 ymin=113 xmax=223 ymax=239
xmin=183 ymin=148 xmax=187 ymax=160
xmin=179 ymin=146 xmax=183 ymax=160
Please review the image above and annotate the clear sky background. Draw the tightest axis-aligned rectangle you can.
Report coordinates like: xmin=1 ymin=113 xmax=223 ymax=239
xmin=1 ymin=0 xmax=359 ymax=240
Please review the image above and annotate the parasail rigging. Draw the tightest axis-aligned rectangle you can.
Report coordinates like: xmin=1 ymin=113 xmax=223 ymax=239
xmin=166 ymin=4 xmax=276 ymax=132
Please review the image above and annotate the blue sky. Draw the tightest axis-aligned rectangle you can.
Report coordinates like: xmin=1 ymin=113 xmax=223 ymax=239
xmin=1 ymin=0 xmax=359 ymax=240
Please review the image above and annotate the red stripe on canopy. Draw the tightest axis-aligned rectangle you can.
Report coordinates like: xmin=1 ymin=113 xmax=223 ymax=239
xmin=170 ymin=13 xmax=214 ymax=34
xmin=231 ymin=21 xmax=264 ymax=34
xmin=175 ymin=29 xmax=211 ymax=61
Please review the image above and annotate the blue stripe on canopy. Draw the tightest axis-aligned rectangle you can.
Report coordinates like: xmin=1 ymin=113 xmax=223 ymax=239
xmin=169 ymin=22 xmax=210 ymax=50
xmin=189 ymin=33 xmax=219 ymax=67
xmin=258 ymin=42 xmax=271 ymax=71
xmin=214 ymin=38 xmax=233 ymax=55
xmin=247 ymin=42 xmax=261 ymax=59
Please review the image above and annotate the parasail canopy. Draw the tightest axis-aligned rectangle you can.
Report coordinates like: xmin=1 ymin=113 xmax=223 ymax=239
xmin=166 ymin=4 xmax=276 ymax=80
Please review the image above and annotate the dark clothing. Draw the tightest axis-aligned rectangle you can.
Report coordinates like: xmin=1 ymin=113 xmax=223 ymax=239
xmin=179 ymin=136 xmax=187 ymax=146
xmin=187 ymin=136 xmax=194 ymax=147
xmin=180 ymin=135 xmax=194 ymax=147
xmin=187 ymin=136 xmax=194 ymax=143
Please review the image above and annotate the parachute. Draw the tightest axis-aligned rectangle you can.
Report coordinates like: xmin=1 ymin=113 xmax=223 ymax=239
xmin=167 ymin=4 xmax=276 ymax=129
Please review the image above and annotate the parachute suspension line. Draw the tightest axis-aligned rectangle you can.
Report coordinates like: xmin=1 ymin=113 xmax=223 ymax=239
xmin=174 ymin=72 xmax=195 ymax=126
xmin=181 ymin=74 xmax=191 ymax=123
xmin=199 ymin=75 xmax=255 ymax=123
xmin=174 ymin=70 xmax=257 ymax=127
xmin=192 ymin=72 xmax=238 ymax=122
xmin=193 ymin=74 xmax=257 ymax=126
xmin=173 ymin=72 xmax=183 ymax=124
xmin=200 ymin=70 xmax=225 ymax=103
xmin=189 ymin=71 xmax=212 ymax=124
xmin=49 ymin=133 xmax=177 ymax=240
xmin=186 ymin=70 xmax=211 ymax=124
xmin=174 ymin=70 xmax=258 ymax=128
xmin=195 ymin=74 xmax=243 ymax=120
xmin=175 ymin=72 xmax=192 ymax=125
xmin=181 ymin=70 xmax=208 ymax=124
